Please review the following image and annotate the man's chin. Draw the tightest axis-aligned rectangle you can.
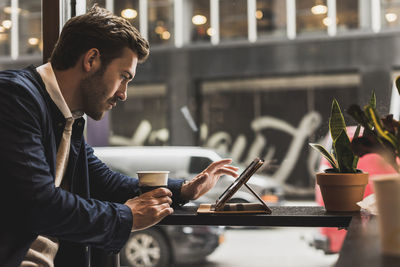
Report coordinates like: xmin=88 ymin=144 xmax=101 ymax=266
xmin=86 ymin=110 xmax=106 ymax=121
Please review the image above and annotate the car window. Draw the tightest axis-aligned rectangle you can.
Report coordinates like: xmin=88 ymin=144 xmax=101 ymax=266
xmin=189 ymin=156 xmax=213 ymax=174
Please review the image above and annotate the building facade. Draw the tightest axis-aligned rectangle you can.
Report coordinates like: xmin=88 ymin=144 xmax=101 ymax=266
xmin=1 ymin=0 xmax=400 ymax=194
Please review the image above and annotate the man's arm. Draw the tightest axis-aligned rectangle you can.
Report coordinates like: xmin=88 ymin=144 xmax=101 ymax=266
xmin=86 ymin=143 xmax=187 ymax=206
xmin=0 ymin=81 xmax=131 ymax=253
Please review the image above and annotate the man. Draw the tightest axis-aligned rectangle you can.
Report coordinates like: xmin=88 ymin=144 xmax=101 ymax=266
xmin=0 ymin=6 xmax=238 ymax=267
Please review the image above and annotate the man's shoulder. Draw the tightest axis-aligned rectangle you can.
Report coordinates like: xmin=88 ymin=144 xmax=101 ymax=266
xmin=0 ymin=66 xmax=47 ymax=101
xmin=0 ymin=65 xmax=42 ymax=89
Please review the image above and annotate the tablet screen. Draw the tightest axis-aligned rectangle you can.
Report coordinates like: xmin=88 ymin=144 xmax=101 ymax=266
xmin=213 ymin=158 xmax=264 ymax=211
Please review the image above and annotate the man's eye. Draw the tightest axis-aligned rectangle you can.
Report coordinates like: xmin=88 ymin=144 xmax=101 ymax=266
xmin=121 ymin=75 xmax=129 ymax=80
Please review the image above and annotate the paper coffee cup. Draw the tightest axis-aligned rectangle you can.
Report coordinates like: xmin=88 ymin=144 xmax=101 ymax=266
xmin=137 ymin=171 xmax=169 ymax=194
xmin=373 ymin=174 xmax=400 ymax=256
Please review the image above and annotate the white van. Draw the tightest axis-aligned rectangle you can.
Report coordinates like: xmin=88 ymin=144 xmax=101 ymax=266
xmin=93 ymin=146 xmax=283 ymax=204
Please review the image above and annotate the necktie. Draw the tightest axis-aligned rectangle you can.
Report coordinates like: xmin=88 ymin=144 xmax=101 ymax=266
xmin=55 ymin=117 xmax=74 ymax=187
xmin=20 ymin=118 xmax=74 ymax=267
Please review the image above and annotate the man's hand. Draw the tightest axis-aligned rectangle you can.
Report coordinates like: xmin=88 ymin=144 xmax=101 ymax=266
xmin=180 ymin=159 xmax=239 ymax=201
xmin=124 ymin=188 xmax=173 ymax=231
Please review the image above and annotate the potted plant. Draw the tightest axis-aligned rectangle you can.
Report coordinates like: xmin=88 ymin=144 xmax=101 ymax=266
xmin=348 ymin=91 xmax=400 ymax=172
xmin=310 ymin=99 xmax=368 ymax=212
xmin=347 ymin=89 xmax=400 ymax=255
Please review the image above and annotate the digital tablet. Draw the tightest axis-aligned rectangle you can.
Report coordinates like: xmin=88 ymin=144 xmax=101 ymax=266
xmin=212 ymin=158 xmax=265 ymax=211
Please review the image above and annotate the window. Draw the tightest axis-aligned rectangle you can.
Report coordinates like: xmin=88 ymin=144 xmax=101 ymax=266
xmin=186 ymin=0 xmax=211 ymax=43
xmin=220 ymin=0 xmax=247 ymax=41
xmin=109 ymin=84 xmax=169 ymax=146
xmin=257 ymin=0 xmax=286 ymax=39
xmin=148 ymin=0 xmax=173 ymax=45
xmin=0 ymin=0 xmax=11 ymax=56
xmin=115 ymin=0 xmax=139 ymax=30
xmin=19 ymin=0 xmax=41 ymax=56
xmin=86 ymin=0 xmax=105 ymax=8
xmin=336 ymin=0 xmax=362 ymax=33
xmin=296 ymin=0 xmax=328 ymax=35
xmin=381 ymin=0 xmax=400 ymax=29
xmin=0 ymin=0 xmax=42 ymax=60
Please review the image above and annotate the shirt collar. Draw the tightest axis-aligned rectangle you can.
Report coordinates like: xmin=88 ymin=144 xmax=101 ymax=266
xmin=36 ymin=63 xmax=84 ymax=120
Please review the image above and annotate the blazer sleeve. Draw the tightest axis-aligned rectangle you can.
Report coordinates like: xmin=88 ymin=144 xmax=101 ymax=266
xmin=0 ymin=81 xmax=131 ymax=253
xmin=86 ymin=144 xmax=188 ymax=207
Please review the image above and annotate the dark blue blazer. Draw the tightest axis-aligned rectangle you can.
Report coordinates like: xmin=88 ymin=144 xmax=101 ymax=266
xmin=0 ymin=66 xmax=185 ymax=267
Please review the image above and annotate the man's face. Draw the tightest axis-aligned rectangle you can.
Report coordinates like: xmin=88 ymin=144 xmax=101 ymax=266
xmin=80 ymin=47 xmax=138 ymax=120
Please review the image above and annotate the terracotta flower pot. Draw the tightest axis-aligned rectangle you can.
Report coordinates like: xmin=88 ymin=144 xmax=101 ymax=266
xmin=316 ymin=172 xmax=369 ymax=212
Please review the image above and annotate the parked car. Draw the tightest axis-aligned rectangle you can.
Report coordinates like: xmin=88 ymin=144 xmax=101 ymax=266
xmin=93 ymin=147 xmax=226 ymax=267
xmin=120 ymin=203 xmax=224 ymax=267
xmin=93 ymin=146 xmax=284 ymax=205
xmin=312 ymin=126 xmax=397 ymax=254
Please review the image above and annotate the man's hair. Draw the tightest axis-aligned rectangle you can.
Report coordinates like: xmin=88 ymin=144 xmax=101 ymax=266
xmin=50 ymin=5 xmax=149 ymax=70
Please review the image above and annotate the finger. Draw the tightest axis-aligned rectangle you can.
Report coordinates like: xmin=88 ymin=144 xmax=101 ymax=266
xmin=225 ymin=165 xmax=239 ymax=171
xmin=214 ymin=167 xmax=239 ymax=177
xmin=203 ymin=159 xmax=233 ymax=173
xmin=149 ymin=187 xmax=172 ymax=198
xmin=149 ymin=196 xmax=172 ymax=205
xmin=158 ymin=207 xmax=174 ymax=218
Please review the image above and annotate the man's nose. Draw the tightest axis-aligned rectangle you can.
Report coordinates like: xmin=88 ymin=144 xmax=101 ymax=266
xmin=116 ymin=84 xmax=127 ymax=101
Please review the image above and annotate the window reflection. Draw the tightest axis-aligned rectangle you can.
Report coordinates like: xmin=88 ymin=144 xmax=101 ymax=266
xmin=19 ymin=0 xmax=41 ymax=56
xmin=257 ymin=0 xmax=286 ymax=39
xmin=148 ymin=0 xmax=173 ymax=45
xmin=115 ymin=0 xmax=139 ymax=30
xmin=0 ymin=0 xmax=11 ymax=56
xmin=220 ymin=0 xmax=247 ymax=41
xmin=296 ymin=0 xmax=328 ymax=35
xmin=110 ymin=85 xmax=169 ymax=146
xmin=187 ymin=0 xmax=210 ymax=43
xmin=337 ymin=0 xmax=359 ymax=32
xmin=87 ymin=0 xmax=105 ymax=8
xmin=382 ymin=0 xmax=400 ymax=29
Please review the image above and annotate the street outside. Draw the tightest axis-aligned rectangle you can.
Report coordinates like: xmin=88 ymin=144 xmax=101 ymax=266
xmin=182 ymin=227 xmax=338 ymax=267
xmin=176 ymin=201 xmax=339 ymax=267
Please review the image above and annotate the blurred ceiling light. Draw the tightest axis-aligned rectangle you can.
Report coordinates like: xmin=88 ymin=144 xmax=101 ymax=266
xmin=3 ymin=6 xmax=22 ymax=14
xmin=28 ymin=37 xmax=39 ymax=46
xmin=121 ymin=8 xmax=137 ymax=19
xmin=155 ymin=25 xmax=164 ymax=34
xmin=322 ymin=17 xmax=332 ymax=26
xmin=255 ymin=10 xmax=263 ymax=20
xmin=192 ymin=15 xmax=207 ymax=25
xmin=206 ymin=27 xmax=215 ymax=36
xmin=161 ymin=31 xmax=170 ymax=40
xmin=386 ymin=13 xmax=398 ymax=22
xmin=0 ymin=26 xmax=4 ymax=33
xmin=311 ymin=0 xmax=327 ymax=15
xmin=2 ymin=20 xmax=12 ymax=29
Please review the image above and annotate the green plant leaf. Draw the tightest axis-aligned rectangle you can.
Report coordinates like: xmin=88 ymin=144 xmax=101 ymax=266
xmin=369 ymin=91 xmax=376 ymax=109
xmin=309 ymin=143 xmax=338 ymax=170
xmin=347 ymin=105 xmax=372 ymax=130
xmin=353 ymin=125 xmax=361 ymax=140
xmin=329 ymin=99 xmax=347 ymax=142
xmin=367 ymin=106 xmax=398 ymax=148
xmin=334 ymin=129 xmax=357 ymax=173
xmin=352 ymin=156 xmax=359 ymax=170
xmin=396 ymin=76 xmax=400 ymax=96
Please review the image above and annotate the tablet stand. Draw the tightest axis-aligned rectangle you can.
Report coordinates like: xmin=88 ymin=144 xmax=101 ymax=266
xmin=197 ymin=181 xmax=272 ymax=214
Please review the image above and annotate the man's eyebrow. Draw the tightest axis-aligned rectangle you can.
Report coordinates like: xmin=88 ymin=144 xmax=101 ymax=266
xmin=123 ymin=71 xmax=133 ymax=80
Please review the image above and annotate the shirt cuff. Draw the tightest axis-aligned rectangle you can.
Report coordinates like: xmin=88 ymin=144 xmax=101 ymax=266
xmin=168 ymin=178 xmax=189 ymax=208
xmin=104 ymin=203 xmax=133 ymax=253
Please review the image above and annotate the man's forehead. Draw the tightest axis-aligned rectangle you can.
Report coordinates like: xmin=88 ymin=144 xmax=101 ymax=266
xmin=113 ymin=48 xmax=138 ymax=70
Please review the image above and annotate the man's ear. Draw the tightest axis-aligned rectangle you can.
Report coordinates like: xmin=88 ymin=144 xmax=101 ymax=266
xmin=82 ymin=48 xmax=101 ymax=73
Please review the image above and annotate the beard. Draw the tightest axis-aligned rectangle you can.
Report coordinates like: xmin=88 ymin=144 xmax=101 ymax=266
xmin=80 ymin=68 xmax=116 ymax=121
